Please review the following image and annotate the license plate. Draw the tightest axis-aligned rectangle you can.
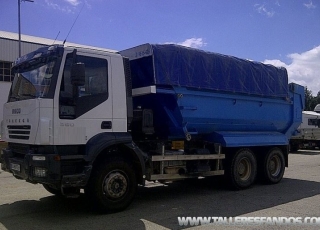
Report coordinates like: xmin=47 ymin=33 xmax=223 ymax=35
xmin=10 ymin=163 xmax=21 ymax=172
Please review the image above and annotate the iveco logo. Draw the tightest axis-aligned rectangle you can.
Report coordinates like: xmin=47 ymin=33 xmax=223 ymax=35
xmin=12 ymin=108 xmax=21 ymax=114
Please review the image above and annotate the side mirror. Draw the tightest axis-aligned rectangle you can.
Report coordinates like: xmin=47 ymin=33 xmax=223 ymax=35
xmin=71 ymin=63 xmax=85 ymax=86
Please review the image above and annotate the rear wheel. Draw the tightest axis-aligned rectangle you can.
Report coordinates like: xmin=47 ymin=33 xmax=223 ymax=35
xmin=262 ymin=148 xmax=285 ymax=184
xmin=85 ymin=159 xmax=137 ymax=212
xmin=227 ymin=148 xmax=257 ymax=189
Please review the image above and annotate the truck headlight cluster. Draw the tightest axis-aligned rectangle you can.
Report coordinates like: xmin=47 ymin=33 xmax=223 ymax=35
xmin=33 ymin=167 xmax=47 ymax=177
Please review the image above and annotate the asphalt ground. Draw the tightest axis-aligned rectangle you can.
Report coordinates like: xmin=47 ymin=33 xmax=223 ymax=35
xmin=0 ymin=149 xmax=320 ymax=230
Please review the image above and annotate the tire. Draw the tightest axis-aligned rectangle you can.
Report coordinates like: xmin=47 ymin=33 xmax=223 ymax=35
xmin=85 ymin=159 xmax=137 ymax=213
xmin=262 ymin=148 xmax=285 ymax=184
xmin=43 ymin=184 xmax=62 ymax=196
xmin=227 ymin=148 xmax=257 ymax=189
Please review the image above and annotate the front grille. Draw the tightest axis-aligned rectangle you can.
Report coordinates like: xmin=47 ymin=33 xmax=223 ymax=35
xmin=8 ymin=125 xmax=31 ymax=140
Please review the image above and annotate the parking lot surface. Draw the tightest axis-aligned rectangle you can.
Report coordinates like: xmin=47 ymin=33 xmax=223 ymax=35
xmin=0 ymin=150 xmax=320 ymax=230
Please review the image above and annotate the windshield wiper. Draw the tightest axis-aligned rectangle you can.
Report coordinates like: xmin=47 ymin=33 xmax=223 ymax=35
xmin=21 ymin=93 xmax=36 ymax=98
xmin=9 ymin=95 xmax=20 ymax=100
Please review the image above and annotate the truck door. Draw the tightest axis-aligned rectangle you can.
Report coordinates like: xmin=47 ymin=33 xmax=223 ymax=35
xmin=55 ymin=52 xmax=112 ymax=145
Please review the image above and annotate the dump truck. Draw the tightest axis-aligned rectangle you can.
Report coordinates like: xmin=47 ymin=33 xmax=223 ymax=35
xmin=0 ymin=43 xmax=304 ymax=212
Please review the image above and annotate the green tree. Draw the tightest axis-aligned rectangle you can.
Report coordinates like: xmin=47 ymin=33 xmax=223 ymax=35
xmin=304 ymin=88 xmax=320 ymax=111
xmin=305 ymin=87 xmax=314 ymax=111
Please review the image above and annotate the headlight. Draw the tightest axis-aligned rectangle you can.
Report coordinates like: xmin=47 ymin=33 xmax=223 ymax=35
xmin=33 ymin=167 xmax=47 ymax=177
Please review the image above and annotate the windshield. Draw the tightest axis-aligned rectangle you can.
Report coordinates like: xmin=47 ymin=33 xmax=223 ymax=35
xmin=9 ymin=59 xmax=57 ymax=102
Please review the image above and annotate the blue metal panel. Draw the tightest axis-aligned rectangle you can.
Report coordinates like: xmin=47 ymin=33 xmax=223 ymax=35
xmin=132 ymin=83 xmax=304 ymax=144
xmin=204 ymin=132 xmax=288 ymax=147
xmin=174 ymin=86 xmax=292 ymax=135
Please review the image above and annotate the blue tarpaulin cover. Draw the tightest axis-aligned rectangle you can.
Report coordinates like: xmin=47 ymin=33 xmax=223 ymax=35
xmin=120 ymin=44 xmax=289 ymax=98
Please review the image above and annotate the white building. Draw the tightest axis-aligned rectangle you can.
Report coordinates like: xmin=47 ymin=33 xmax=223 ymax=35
xmin=0 ymin=30 xmax=113 ymax=136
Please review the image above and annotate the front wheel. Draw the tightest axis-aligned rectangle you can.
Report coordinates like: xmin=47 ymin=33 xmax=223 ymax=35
xmin=227 ymin=148 xmax=257 ymax=189
xmin=262 ymin=148 xmax=285 ymax=184
xmin=85 ymin=160 xmax=137 ymax=212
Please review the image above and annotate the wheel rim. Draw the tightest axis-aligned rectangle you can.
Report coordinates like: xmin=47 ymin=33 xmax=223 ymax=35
xmin=237 ymin=157 xmax=252 ymax=181
xmin=103 ymin=171 xmax=128 ymax=199
xmin=269 ymin=155 xmax=281 ymax=176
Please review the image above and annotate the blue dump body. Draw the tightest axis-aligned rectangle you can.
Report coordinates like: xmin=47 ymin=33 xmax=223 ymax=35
xmin=120 ymin=44 xmax=305 ymax=147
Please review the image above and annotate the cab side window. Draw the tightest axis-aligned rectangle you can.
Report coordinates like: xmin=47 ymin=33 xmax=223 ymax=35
xmin=59 ymin=53 xmax=108 ymax=119
xmin=78 ymin=56 xmax=108 ymax=97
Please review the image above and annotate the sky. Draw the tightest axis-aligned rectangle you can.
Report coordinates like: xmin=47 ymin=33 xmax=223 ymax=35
xmin=1 ymin=0 xmax=319 ymax=94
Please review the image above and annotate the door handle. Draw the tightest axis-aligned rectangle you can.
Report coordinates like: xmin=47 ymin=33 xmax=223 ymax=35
xmin=101 ymin=121 xmax=112 ymax=129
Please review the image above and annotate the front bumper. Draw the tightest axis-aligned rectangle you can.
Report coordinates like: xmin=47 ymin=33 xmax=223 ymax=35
xmin=1 ymin=147 xmax=91 ymax=188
